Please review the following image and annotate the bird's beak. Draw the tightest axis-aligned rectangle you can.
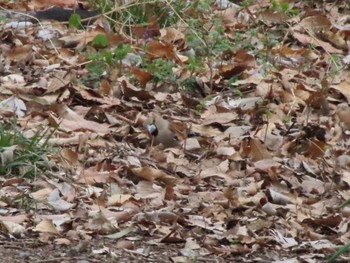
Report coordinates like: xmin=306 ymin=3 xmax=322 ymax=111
xmin=146 ymin=123 xmax=158 ymax=136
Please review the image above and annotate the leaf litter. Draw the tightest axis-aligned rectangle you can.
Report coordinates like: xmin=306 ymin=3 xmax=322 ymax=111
xmin=0 ymin=0 xmax=350 ymax=262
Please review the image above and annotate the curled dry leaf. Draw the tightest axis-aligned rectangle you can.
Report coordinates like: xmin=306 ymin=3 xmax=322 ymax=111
xmin=160 ymin=27 xmax=185 ymax=43
xmin=54 ymin=238 xmax=71 ymax=245
xmin=249 ymin=138 xmax=272 ymax=161
xmin=77 ymin=167 xmax=115 ymax=185
xmin=0 ymin=96 xmax=26 ymax=117
xmin=4 ymin=44 xmax=33 ymax=61
xmin=0 ymin=214 xmax=28 ymax=225
xmin=116 ymin=240 xmax=134 ymax=249
xmin=33 ymin=219 xmax=59 ymax=235
xmin=107 ymin=194 xmax=135 ymax=206
xmin=133 ymin=210 xmax=179 ymax=224
xmin=105 ymin=227 xmax=135 ymax=240
xmin=60 ymin=147 xmax=79 ymax=166
xmin=119 ymin=76 xmax=154 ymax=101
xmin=130 ymin=167 xmax=166 ymax=181
xmin=48 ymin=188 xmax=74 ymax=211
xmin=129 ymin=67 xmax=153 ymax=86
xmin=31 ymin=187 xmax=52 ymax=201
xmin=216 ymin=146 xmax=236 ymax=156
xmin=0 ymin=221 xmax=26 ymax=235
xmin=86 ymin=210 xmax=117 ymax=235
xmin=270 ymin=229 xmax=298 ymax=248
xmin=265 ymin=189 xmax=292 ymax=205
xmin=184 ymin=138 xmax=201 ymax=151
xmin=48 ymin=107 xmax=110 ymax=134
xmin=259 ymin=10 xmax=288 ymax=24
xmin=303 ymin=214 xmax=342 ymax=228
xmin=260 ymin=201 xmax=277 ymax=216
xmin=0 ymin=145 xmax=17 ymax=165
xmin=147 ymin=40 xmax=179 ymax=61
xmin=202 ymin=112 xmax=238 ymax=125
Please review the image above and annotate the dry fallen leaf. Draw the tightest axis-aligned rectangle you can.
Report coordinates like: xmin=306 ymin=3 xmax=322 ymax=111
xmin=249 ymin=138 xmax=272 ymax=161
xmin=33 ymin=219 xmax=59 ymax=235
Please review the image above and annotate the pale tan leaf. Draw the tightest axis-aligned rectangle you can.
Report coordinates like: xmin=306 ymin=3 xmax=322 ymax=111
xmin=250 ymin=138 xmax=272 ymax=161
xmin=31 ymin=188 xmax=52 ymax=201
xmin=107 ymin=194 xmax=135 ymax=206
xmin=0 ymin=221 xmax=25 ymax=235
xmin=203 ymin=112 xmax=238 ymax=125
xmin=33 ymin=219 xmax=59 ymax=235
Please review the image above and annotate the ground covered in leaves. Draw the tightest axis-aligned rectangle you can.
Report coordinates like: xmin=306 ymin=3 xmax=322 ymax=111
xmin=1 ymin=0 xmax=350 ymax=262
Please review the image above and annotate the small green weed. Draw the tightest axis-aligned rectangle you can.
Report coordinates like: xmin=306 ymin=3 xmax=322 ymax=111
xmin=0 ymin=122 xmax=55 ymax=178
xmin=194 ymin=96 xmax=212 ymax=115
xmin=228 ymin=77 xmax=238 ymax=85
xmin=182 ymin=76 xmax=198 ymax=92
xmin=145 ymin=58 xmax=177 ymax=87
xmin=269 ymin=0 xmax=301 ymax=16
xmin=327 ymin=242 xmax=350 ymax=262
xmin=69 ymin=13 xmax=82 ymax=28
xmin=1 ymin=193 xmax=39 ymax=211
xmin=185 ymin=56 xmax=205 ymax=75
xmin=186 ymin=18 xmax=233 ymax=57
xmin=92 ymin=34 xmax=109 ymax=48
xmin=89 ymin=0 xmax=188 ymax=32
xmin=233 ymin=89 xmax=243 ymax=97
xmin=241 ymin=0 xmax=254 ymax=7
xmin=83 ymin=44 xmax=133 ymax=88
xmin=231 ymin=239 xmax=239 ymax=245
xmin=0 ymin=14 xmax=6 ymax=22
xmin=328 ymin=54 xmax=342 ymax=76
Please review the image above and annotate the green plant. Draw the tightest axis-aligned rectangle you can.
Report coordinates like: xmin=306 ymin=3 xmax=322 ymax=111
xmin=145 ymin=58 xmax=177 ymax=87
xmin=194 ymin=96 xmax=212 ymax=115
xmin=327 ymin=241 xmax=350 ymax=262
xmin=89 ymin=0 xmax=189 ymax=32
xmin=228 ymin=77 xmax=238 ymax=85
xmin=7 ymin=193 xmax=38 ymax=211
xmin=114 ymin=43 xmax=133 ymax=73
xmin=182 ymin=76 xmax=197 ymax=92
xmin=241 ymin=0 xmax=254 ymax=7
xmin=185 ymin=56 xmax=205 ymax=75
xmin=281 ymin=115 xmax=292 ymax=123
xmin=17 ymin=194 xmax=39 ymax=210
xmin=82 ymin=59 xmax=109 ymax=88
xmin=0 ymin=14 xmax=6 ymax=22
xmin=88 ymin=0 xmax=114 ymax=23
xmin=328 ymin=54 xmax=342 ymax=77
xmin=233 ymin=88 xmax=243 ymax=97
xmin=92 ymin=34 xmax=109 ymax=48
xmin=185 ymin=18 xmax=234 ymax=91
xmin=269 ymin=0 xmax=301 ymax=16
xmin=0 ymin=121 xmax=55 ymax=178
xmin=83 ymin=44 xmax=132 ymax=88
xmin=69 ymin=13 xmax=82 ymax=28
xmin=186 ymin=18 xmax=233 ymax=55
xmin=231 ymin=239 xmax=239 ymax=245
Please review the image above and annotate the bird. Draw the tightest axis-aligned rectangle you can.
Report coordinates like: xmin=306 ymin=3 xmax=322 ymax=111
xmin=144 ymin=114 xmax=187 ymax=148
xmin=336 ymin=103 xmax=350 ymax=132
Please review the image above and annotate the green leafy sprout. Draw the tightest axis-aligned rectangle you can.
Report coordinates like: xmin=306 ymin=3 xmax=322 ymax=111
xmin=0 ymin=122 xmax=55 ymax=178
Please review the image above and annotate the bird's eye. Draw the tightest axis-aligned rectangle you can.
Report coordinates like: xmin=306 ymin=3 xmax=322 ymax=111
xmin=146 ymin=124 xmax=158 ymax=136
